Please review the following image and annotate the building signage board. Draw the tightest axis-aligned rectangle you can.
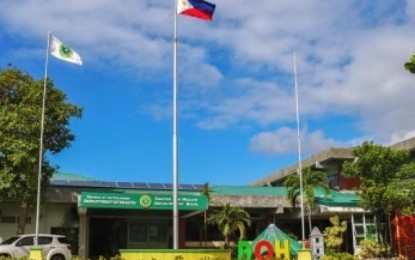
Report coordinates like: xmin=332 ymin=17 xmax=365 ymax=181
xmin=79 ymin=192 xmax=208 ymax=211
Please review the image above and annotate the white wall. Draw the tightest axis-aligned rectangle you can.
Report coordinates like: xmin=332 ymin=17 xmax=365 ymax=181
xmin=0 ymin=202 xmax=74 ymax=240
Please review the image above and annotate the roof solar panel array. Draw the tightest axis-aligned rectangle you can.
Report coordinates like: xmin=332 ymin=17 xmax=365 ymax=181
xmin=50 ymin=179 xmax=202 ymax=191
xmin=116 ymin=182 xmax=134 ymax=188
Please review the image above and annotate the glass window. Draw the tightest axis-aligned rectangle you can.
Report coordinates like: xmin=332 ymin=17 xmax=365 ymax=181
xmin=1 ymin=236 xmax=19 ymax=245
xmin=129 ymin=223 xmax=147 ymax=242
xmin=365 ymin=215 xmax=375 ymax=224
xmin=150 ymin=225 xmax=161 ymax=242
xmin=38 ymin=236 xmax=53 ymax=245
xmin=354 ymin=215 xmax=363 ymax=224
xmin=1 ymin=216 xmax=16 ymax=223
xmin=57 ymin=237 xmax=70 ymax=244
xmin=366 ymin=225 xmax=377 ymax=238
xmin=354 ymin=226 xmax=365 ymax=236
xmin=16 ymin=236 xmax=34 ymax=246
xmin=327 ymin=174 xmax=338 ymax=188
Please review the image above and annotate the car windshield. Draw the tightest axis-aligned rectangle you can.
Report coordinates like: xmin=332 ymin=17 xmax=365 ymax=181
xmin=1 ymin=236 xmax=20 ymax=245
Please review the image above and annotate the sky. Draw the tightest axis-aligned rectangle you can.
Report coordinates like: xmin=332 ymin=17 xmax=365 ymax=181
xmin=1 ymin=0 xmax=415 ymax=186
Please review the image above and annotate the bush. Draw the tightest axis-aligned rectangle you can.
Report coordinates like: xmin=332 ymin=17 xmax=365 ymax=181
xmin=321 ymin=252 xmax=357 ymax=260
xmin=358 ymin=238 xmax=390 ymax=258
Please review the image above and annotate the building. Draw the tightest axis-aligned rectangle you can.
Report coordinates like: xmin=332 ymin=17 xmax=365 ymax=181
xmin=1 ymin=137 xmax=415 ymax=258
xmin=252 ymin=136 xmax=415 ymax=259
xmin=0 ymin=174 xmax=361 ymax=258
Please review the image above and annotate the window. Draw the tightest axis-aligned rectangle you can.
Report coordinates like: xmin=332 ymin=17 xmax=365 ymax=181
xmin=38 ymin=236 xmax=53 ymax=245
xmin=327 ymin=174 xmax=338 ymax=188
xmin=128 ymin=222 xmax=168 ymax=243
xmin=1 ymin=236 xmax=19 ymax=245
xmin=16 ymin=236 xmax=34 ymax=247
xmin=57 ymin=237 xmax=70 ymax=244
xmin=128 ymin=223 xmax=147 ymax=242
xmin=148 ymin=224 xmax=167 ymax=243
xmin=1 ymin=216 xmax=16 ymax=223
xmin=352 ymin=213 xmax=378 ymax=252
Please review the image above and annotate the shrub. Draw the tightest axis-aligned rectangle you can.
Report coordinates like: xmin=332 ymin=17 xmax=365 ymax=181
xmin=321 ymin=252 xmax=357 ymax=260
xmin=358 ymin=238 xmax=390 ymax=258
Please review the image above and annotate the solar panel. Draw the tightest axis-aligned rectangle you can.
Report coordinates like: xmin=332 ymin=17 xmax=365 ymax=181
xmin=193 ymin=184 xmax=205 ymax=190
xmin=50 ymin=179 xmax=69 ymax=186
xmin=163 ymin=183 xmax=173 ymax=189
xmin=180 ymin=184 xmax=198 ymax=190
xmin=50 ymin=179 xmax=205 ymax=191
xmin=147 ymin=183 xmax=165 ymax=189
xmin=132 ymin=182 xmax=148 ymax=189
xmin=68 ymin=180 xmax=103 ymax=188
xmin=116 ymin=182 xmax=134 ymax=188
xmin=100 ymin=181 xmax=117 ymax=188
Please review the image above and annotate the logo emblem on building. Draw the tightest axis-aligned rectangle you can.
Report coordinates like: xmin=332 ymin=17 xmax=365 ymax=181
xmin=139 ymin=195 xmax=152 ymax=208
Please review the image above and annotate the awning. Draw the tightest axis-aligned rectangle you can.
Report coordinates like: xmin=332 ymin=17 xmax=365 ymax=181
xmin=316 ymin=189 xmax=360 ymax=207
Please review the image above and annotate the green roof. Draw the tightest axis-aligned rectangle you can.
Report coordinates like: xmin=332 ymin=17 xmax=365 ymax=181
xmin=211 ymin=185 xmax=287 ymax=196
xmin=210 ymin=186 xmax=361 ymax=207
xmin=49 ymin=177 xmax=361 ymax=207
xmin=315 ymin=189 xmax=360 ymax=207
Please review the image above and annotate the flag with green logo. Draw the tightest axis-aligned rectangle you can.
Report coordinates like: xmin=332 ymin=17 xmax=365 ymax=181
xmin=49 ymin=35 xmax=82 ymax=65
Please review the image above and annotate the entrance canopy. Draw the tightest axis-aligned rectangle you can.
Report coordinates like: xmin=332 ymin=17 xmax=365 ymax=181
xmin=79 ymin=191 xmax=208 ymax=211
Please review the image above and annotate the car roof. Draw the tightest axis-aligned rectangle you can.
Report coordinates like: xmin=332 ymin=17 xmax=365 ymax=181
xmin=17 ymin=234 xmax=65 ymax=237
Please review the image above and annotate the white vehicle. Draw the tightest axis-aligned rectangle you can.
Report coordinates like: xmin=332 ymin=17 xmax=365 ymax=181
xmin=0 ymin=234 xmax=72 ymax=260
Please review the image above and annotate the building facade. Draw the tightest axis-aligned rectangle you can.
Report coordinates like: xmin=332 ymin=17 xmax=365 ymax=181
xmin=2 ymin=137 xmax=415 ymax=258
xmin=252 ymin=136 xmax=415 ymax=259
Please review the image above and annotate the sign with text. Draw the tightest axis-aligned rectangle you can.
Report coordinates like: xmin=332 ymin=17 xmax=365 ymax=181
xmin=79 ymin=192 xmax=208 ymax=211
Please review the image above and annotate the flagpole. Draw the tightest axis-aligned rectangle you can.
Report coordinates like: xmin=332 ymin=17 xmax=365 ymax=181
xmin=172 ymin=0 xmax=179 ymax=250
xmin=35 ymin=31 xmax=51 ymax=247
xmin=293 ymin=52 xmax=306 ymax=244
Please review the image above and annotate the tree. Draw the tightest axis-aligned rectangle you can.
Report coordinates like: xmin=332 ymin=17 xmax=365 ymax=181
xmin=200 ymin=182 xmax=212 ymax=248
xmin=321 ymin=215 xmax=355 ymax=260
xmin=404 ymin=55 xmax=415 ymax=74
xmin=284 ymin=167 xmax=330 ymax=235
xmin=207 ymin=203 xmax=251 ymax=248
xmin=342 ymin=141 xmax=415 ymax=250
xmin=323 ymin=215 xmax=347 ymax=254
xmin=0 ymin=67 xmax=82 ymax=234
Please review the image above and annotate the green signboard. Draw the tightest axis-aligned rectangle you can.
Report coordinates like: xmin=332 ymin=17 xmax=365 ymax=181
xmin=79 ymin=192 xmax=208 ymax=211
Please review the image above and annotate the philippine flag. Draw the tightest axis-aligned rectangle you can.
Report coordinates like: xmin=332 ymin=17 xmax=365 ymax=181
xmin=177 ymin=0 xmax=216 ymax=21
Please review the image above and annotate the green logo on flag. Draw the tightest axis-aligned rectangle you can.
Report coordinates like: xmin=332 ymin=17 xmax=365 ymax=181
xmin=59 ymin=44 xmax=73 ymax=58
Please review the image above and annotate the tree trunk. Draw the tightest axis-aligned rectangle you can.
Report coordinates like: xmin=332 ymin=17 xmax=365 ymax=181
xmin=307 ymin=205 xmax=313 ymax=236
xmin=17 ymin=201 xmax=28 ymax=235
xmin=387 ymin=213 xmax=393 ymax=255
xmin=204 ymin=211 xmax=207 ymax=248
xmin=224 ymin=236 xmax=229 ymax=249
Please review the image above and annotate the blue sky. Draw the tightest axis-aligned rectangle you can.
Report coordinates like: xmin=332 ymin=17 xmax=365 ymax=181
xmin=1 ymin=0 xmax=415 ymax=185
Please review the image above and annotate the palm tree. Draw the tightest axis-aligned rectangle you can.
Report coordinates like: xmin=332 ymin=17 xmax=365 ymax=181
xmin=207 ymin=203 xmax=251 ymax=248
xmin=284 ymin=167 xmax=330 ymax=235
xmin=404 ymin=55 xmax=415 ymax=74
xmin=200 ymin=182 xmax=212 ymax=248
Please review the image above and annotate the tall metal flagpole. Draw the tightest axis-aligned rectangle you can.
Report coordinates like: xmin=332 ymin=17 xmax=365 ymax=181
xmin=293 ymin=52 xmax=306 ymax=244
xmin=35 ymin=31 xmax=51 ymax=247
xmin=172 ymin=0 xmax=179 ymax=250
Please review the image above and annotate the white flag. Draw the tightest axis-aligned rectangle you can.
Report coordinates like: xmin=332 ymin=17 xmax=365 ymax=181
xmin=49 ymin=35 xmax=82 ymax=65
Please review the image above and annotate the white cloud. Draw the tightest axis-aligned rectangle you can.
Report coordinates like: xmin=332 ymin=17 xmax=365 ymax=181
xmin=1 ymin=0 xmax=415 ymax=152
xmin=387 ymin=131 xmax=415 ymax=146
xmin=249 ymin=127 xmax=340 ymax=155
